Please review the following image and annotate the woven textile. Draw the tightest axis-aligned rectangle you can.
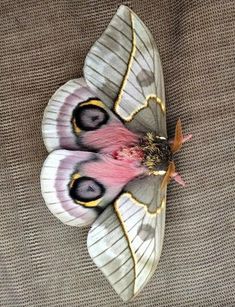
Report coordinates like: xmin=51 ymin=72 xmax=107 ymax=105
xmin=1 ymin=0 xmax=234 ymax=306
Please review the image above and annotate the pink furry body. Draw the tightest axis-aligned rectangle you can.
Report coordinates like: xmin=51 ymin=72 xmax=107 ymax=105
xmin=82 ymin=123 xmax=146 ymax=186
xmin=83 ymin=123 xmax=139 ymax=153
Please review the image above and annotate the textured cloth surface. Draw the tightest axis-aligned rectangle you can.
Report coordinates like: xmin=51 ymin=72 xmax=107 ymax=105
xmin=1 ymin=0 xmax=234 ymax=306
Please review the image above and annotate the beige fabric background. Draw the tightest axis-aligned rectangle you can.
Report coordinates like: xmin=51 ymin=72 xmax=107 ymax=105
xmin=1 ymin=0 xmax=234 ymax=306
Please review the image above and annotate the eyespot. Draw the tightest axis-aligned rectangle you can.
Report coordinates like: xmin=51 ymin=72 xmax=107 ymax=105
xmin=69 ymin=176 xmax=105 ymax=203
xmin=72 ymin=102 xmax=109 ymax=132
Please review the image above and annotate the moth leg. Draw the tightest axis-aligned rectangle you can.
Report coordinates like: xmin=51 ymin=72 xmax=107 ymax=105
xmin=169 ymin=119 xmax=192 ymax=154
xmin=182 ymin=134 xmax=192 ymax=143
xmin=169 ymin=133 xmax=192 ymax=145
xmin=171 ymin=172 xmax=186 ymax=187
xmin=169 ymin=133 xmax=193 ymax=144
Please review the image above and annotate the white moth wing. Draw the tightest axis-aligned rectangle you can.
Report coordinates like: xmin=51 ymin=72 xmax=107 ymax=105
xmin=87 ymin=176 xmax=166 ymax=301
xmin=42 ymin=78 xmax=92 ymax=152
xmin=42 ymin=77 xmax=123 ymax=153
xmin=84 ymin=5 xmax=167 ymax=136
xmin=41 ymin=149 xmax=145 ymax=227
xmin=40 ymin=150 xmax=99 ymax=226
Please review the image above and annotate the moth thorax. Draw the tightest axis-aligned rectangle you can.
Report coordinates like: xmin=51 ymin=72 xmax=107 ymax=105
xmin=140 ymin=132 xmax=172 ymax=174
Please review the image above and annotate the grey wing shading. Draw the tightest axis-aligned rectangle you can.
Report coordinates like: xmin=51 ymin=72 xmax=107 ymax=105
xmin=84 ymin=5 xmax=167 ymax=136
xmin=87 ymin=175 xmax=166 ymax=301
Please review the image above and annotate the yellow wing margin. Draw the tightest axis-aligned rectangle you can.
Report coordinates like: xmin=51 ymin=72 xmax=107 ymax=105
xmin=84 ymin=5 xmax=167 ymax=135
xmin=87 ymin=190 xmax=166 ymax=301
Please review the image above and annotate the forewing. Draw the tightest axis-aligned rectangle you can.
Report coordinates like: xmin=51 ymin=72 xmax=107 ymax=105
xmin=84 ymin=5 xmax=167 ymax=136
xmin=41 ymin=150 xmax=144 ymax=227
xmin=87 ymin=175 xmax=166 ymax=301
xmin=42 ymin=77 xmax=127 ymax=152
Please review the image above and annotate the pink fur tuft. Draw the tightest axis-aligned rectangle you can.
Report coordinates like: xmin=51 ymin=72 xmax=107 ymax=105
xmin=83 ymin=123 xmax=139 ymax=153
xmin=83 ymin=155 xmax=146 ymax=186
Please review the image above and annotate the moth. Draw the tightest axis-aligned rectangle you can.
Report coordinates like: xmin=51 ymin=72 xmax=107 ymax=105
xmin=41 ymin=5 xmax=191 ymax=301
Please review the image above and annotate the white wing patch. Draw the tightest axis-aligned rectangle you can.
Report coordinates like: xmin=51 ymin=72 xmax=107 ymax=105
xmin=87 ymin=192 xmax=166 ymax=301
xmin=84 ymin=5 xmax=167 ymax=136
xmin=113 ymin=12 xmax=165 ymax=122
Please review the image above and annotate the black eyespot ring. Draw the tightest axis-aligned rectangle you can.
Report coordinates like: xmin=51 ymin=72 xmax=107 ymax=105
xmin=69 ymin=176 xmax=105 ymax=203
xmin=72 ymin=103 xmax=109 ymax=131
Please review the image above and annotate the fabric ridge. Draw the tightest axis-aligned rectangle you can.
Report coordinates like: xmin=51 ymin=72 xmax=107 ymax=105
xmin=1 ymin=0 xmax=234 ymax=306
